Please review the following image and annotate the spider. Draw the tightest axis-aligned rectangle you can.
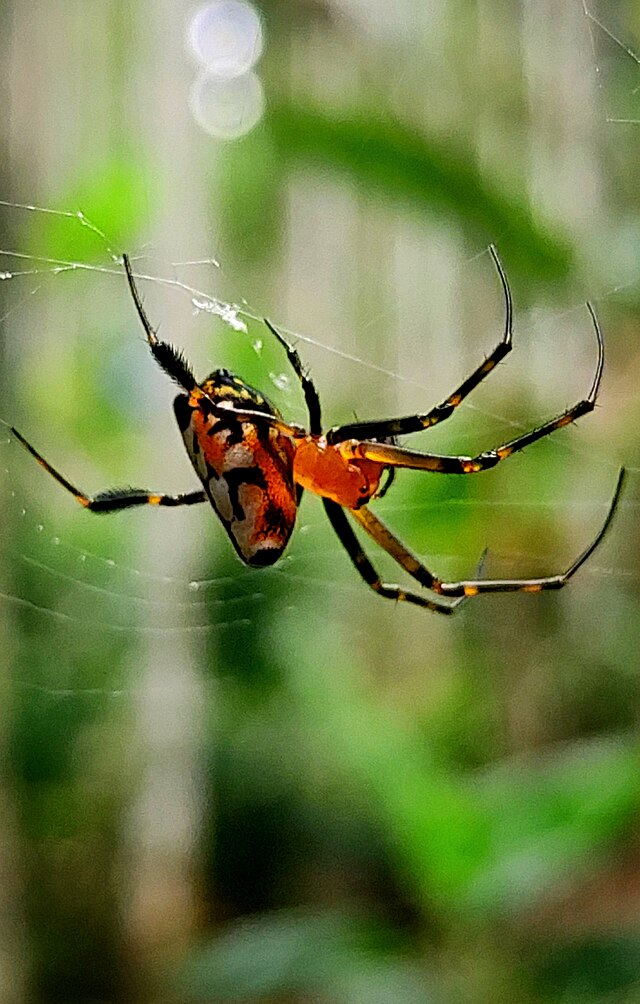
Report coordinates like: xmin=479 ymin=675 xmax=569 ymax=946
xmin=12 ymin=247 xmax=624 ymax=614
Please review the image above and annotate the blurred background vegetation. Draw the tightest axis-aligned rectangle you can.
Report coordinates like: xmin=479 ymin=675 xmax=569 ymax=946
xmin=0 ymin=1 xmax=639 ymax=1002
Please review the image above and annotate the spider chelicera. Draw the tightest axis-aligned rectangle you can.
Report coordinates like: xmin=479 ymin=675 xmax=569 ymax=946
xmin=12 ymin=248 xmax=624 ymax=614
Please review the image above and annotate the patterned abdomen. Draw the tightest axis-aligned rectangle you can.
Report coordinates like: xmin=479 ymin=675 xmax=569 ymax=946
xmin=173 ymin=370 xmax=297 ymax=566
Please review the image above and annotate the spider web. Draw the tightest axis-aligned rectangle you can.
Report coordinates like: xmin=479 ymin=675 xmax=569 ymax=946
xmin=0 ymin=211 xmax=423 ymax=707
xmin=0 ymin=221 xmax=633 ymax=666
xmin=582 ymin=0 xmax=640 ymax=125
xmin=1 ymin=6 xmax=638 ymax=701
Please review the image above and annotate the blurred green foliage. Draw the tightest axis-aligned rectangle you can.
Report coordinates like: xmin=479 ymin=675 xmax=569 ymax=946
xmin=2 ymin=3 xmax=640 ymax=1004
xmin=268 ymin=101 xmax=574 ymax=282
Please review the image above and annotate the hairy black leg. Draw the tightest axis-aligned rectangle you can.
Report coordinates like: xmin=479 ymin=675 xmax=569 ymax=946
xmin=122 ymin=253 xmax=199 ymax=393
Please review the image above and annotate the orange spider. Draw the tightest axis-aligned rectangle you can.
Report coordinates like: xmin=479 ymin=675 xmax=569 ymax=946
xmin=12 ymin=249 xmax=624 ymax=613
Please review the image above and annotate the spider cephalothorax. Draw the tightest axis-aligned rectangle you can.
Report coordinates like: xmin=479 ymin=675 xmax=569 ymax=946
xmin=12 ymin=248 xmax=624 ymax=613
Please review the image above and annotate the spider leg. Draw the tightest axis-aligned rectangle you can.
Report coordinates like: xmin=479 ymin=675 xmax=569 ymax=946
xmin=123 ymin=257 xmax=305 ymax=440
xmin=200 ymin=400 xmax=306 ymax=439
xmin=263 ymin=318 xmax=325 ymax=505
xmin=375 ymin=466 xmax=395 ymax=500
xmin=11 ymin=427 xmax=206 ymax=512
xmin=263 ymin=319 xmax=322 ymax=434
xmin=327 ymin=244 xmax=513 ymax=444
xmin=122 ymin=253 xmax=200 ymax=394
xmin=323 ymin=498 xmax=469 ymax=614
xmin=262 ymin=321 xmax=407 ymax=503
xmin=339 ymin=307 xmax=604 ymax=476
xmin=353 ymin=469 xmax=624 ymax=599
xmin=123 ymin=257 xmax=316 ymax=449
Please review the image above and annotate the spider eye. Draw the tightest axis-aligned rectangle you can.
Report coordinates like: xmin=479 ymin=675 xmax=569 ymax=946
xmin=354 ymin=484 xmax=370 ymax=508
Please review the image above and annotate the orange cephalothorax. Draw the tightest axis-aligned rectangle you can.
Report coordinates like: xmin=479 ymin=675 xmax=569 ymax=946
xmin=293 ymin=435 xmax=385 ymax=509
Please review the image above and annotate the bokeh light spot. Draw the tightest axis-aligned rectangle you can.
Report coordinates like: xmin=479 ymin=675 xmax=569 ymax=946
xmin=187 ymin=1 xmax=263 ymax=78
xmin=189 ymin=70 xmax=265 ymax=139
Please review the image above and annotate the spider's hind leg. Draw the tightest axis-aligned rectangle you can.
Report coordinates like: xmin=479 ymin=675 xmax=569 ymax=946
xmin=11 ymin=426 xmax=206 ymax=513
xmin=324 ymin=498 xmax=469 ymax=614
xmin=433 ymin=468 xmax=625 ymax=598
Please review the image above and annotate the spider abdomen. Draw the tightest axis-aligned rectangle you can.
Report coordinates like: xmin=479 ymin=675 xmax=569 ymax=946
xmin=174 ymin=380 xmax=298 ymax=566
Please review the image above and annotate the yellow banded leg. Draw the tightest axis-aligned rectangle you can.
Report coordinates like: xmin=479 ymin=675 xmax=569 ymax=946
xmin=11 ymin=427 xmax=206 ymax=513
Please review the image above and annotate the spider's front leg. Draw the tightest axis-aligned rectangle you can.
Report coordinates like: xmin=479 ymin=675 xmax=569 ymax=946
xmin=327 ymin=244 xmax=513 ymax=444
xmin=337 ymin=301 xmax=605 ymax=476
